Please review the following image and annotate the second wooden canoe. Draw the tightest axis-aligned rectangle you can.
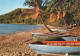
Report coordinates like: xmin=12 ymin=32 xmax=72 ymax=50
xmin=33 ymin=34 xmax=71 ymax=41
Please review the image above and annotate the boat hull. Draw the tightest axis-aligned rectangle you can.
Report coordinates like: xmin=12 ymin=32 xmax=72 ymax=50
xmin=33 ymin=36 xmax=64 ymax=41
xmin=36 ymin=50 xmax=80 ymax=56
xmin=33 ymin=34 xmax=71 ymax=41
xmin=62 ymin=36 xmax=80 ymax=41
xmin=29 ymin=44 xmax=80 ymax=53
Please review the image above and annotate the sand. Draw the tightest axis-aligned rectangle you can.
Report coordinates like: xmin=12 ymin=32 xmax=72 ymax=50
xmin=0 ymin=25 xmax=80 ymax=56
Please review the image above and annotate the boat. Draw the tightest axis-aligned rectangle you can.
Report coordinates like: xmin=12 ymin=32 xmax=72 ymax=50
xmin=58 ymin=28 xmax=67 ymax=33
xmin=50 ymin=28 xmax=58 ymax=31
xmin=32 ymin=33 xmax=71 ymax=41
xmin=32 ymin=32 xmax=62 ymax=36
xmin=29 ymin=41 xmax=80 ymax=55
xmin=32 ymin=32 xmax=44 ymax=36
xmin=62 ymin=36 xmax=80 ymax=41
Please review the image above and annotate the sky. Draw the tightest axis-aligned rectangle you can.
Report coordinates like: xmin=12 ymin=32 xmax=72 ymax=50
xmin=0 ymin=0 xmax=27 ymax=15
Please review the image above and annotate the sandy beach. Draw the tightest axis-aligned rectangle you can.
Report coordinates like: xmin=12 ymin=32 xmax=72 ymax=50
xmin=0 ymin=25 xmax=80 ymax=56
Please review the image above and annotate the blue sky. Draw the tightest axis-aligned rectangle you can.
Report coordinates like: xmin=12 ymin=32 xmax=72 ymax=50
xmin=0 ymin=0 xmax=27 ymax=15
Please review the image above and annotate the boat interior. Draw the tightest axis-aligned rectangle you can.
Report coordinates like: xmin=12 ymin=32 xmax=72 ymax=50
xmin=31 ymin=41 xmax=80 ymax=46
xmin=37 ymin=33 xmax=62 ymax=36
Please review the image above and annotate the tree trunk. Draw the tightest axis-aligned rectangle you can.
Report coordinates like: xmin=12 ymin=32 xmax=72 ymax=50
xmin=35 ymin=2 xmax=53 ymax=33
xmin=41 ymin=17 xmax=53 ymax=33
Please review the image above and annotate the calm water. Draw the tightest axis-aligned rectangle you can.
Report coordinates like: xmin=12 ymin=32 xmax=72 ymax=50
xmin=0 ymin=24 xmax=41 ymax=35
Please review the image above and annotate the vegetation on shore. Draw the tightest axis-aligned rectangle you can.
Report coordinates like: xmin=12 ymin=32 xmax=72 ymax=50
xmin=0 ymin=0 xmax=80 ymax=26
xmin=0 ymin=8 xmax=41 ymax=25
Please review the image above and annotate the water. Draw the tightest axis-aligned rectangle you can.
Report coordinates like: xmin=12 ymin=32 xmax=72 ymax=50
xmin=0 ymin=24 xmax=41 ymax=35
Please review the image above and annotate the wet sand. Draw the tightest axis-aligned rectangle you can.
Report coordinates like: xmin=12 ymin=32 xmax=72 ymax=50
xmin=0 ymin=25 xmax=80 ymax=56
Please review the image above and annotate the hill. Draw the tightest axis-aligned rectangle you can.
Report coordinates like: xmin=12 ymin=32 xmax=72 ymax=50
xmin=0 ymin=8 xmax=21 ymax=24
xmin=0 ymin=8 xmax=40 ymax=24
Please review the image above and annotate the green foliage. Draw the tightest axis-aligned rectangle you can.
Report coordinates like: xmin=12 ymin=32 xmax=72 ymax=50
xmin=46 ymin=0 xmax=80 ymax=26
xmin=24 ymin=0 xmax=49 ymax=10
xmin=0 ymin=8 xmax=21 ymax=24
xmin=46 ymin=0 xmax=75 ymax=12
xmin=0 ymin=8 xmax=37 ymax=25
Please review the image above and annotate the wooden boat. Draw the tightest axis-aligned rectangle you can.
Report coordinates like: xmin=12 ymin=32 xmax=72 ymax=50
xmin=32 ymin=33 xmax=71 ymax=41
xmin=62 ymin=36 xmax=80 ymax=41
xmin=32 ymin=33 xmax=44 ymax=36
xmin=58 ymin=28 xmax=67 ymax=33
xmin=29 ymin=41 xmax=80 ymax=55
xmin=32 ymin=32 xmax=62 ymax=36
xmin=50 ymin=28 xmax=58 ymax=31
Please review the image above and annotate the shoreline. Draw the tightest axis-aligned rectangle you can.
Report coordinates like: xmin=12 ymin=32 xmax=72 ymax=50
xmin=0 ymin=25 xmax=51 ymax=56
xmin=0 ymin=25 xmax=80 ymax=56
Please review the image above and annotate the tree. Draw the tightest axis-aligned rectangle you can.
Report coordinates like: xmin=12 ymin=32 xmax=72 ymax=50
xmin=47 ymin=0 xmax=75 ymax=25
xmin=24 ymin=0 xmax=49 ymax=10
xmin=24 ymin=0 xmax=53 ymax=33
xmin=70 ymin=0 xmax=80 ymax=25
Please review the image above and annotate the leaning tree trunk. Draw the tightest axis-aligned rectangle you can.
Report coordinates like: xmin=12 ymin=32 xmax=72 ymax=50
xmin=41 ymin=16 xmax=53 ymax=33
xmin=35 ymin=2 xmax=53 ymax=33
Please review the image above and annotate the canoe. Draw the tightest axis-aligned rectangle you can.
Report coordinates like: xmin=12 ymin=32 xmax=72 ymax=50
xmin=32 ymin=34 xmax=71 ymax=41
xmin=58 ymin=28 xmax=67 ymax=33
xmin=32 ymin=32 xmax=61 ymax=36
xmin=32 ymin=32 xmax=44 ymax=36
xmin=36 ymin=50 xmax=80 ymax=56
xmin=62 ymin=36 xmax=80 ymax=41
xmin=29 ymin=41 xmax=80 ymax=55
xmin=50 ymin=29 xmax=58 ymax=31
